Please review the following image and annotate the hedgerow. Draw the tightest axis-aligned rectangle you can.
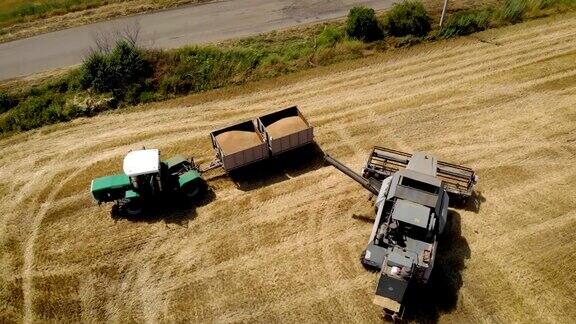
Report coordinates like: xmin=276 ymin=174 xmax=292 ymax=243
xmin=1 ymin=0 xmax=575 ymax=134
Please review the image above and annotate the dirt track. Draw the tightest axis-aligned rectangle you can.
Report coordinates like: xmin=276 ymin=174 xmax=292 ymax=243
xmin=1 ymin=14 xmax=576 ymax=322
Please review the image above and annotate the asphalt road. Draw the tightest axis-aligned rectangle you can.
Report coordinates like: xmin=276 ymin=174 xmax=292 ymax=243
xmin=0 ymin=0 xmax=394 ymax=80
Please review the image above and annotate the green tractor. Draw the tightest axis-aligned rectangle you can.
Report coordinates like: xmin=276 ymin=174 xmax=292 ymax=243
xmin=91 ymin=149 xmax=207 ymax=215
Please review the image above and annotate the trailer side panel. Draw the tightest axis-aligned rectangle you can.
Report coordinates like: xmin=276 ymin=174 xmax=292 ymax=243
xmin=257 ymin=106 xmax=314 ymax=156
xmin=210 ymin=120 xmax=269 ymax=172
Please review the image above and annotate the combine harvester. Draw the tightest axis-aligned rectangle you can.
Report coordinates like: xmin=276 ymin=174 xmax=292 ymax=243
xmin=325 ymin=147 xmax=477 ymax=320
xmin=91 ymin=106 xmax=314 ymax=212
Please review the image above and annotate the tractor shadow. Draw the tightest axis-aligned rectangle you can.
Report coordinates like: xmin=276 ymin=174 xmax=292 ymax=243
xmin=110 ymin=189 xmax=216 ymax=227
xmin=229 ymin=142 xmax=325 ymax=191
xmin=400 ymin=210 xmax=471 ymax=323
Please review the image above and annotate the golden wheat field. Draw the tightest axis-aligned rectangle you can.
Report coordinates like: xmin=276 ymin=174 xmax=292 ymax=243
xmin=1 ymin=13 xmax=576 ymax=323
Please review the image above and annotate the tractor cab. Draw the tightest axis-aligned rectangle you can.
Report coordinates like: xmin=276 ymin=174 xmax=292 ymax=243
xmin=123 ymin=149 xmax=162 ymax=197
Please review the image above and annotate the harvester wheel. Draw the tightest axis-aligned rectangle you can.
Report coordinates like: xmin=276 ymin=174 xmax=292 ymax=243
xmin=383 ymin=309 xmax=403 ymax=323
xmin=360 ymin=250 xmax=379 ymax=272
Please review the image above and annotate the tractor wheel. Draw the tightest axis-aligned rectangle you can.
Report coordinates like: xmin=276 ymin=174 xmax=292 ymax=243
xmin=122 ymin=199 xmax=142 ymax=216
xmin=182 ymin=180 xmax=206 ymax=199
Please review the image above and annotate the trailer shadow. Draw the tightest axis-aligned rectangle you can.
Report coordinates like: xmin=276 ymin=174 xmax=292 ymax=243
xmin=111 ymin=189 xmax=216 ymax=227
xmin=229 ymin=143 xmax=325 ymax=191
xmin=401 ymin=210 xmax=470 ymax=323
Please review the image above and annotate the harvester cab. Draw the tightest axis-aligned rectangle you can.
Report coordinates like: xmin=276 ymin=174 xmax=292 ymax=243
xmin=91 ymin=148 xmax=207 ymax=215
xmin=324 ymin=148 xmax=476 ymax=320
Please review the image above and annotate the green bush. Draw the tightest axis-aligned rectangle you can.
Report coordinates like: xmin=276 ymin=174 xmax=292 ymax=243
xmin=345 ymin=6 xmax=384 ymax=41
xmin=282 ymin=41 xmax=314 ymax=61
xmin=537 ymin=0 xmax=553 ymax=8
xmin=0 ymin=91 xmax=65 ymax=132
xmin=316 ymin=25 xmax=346 ymax=48
xmin=0 ymin=91 xmax=17 ymax=114
xmin=499 ymin=0 xmax=528 ymax=23
xmin=438 ymin=9 xmax=492 ymax=37
xmin=80 ymin=52 xmax=107 ymax=91
xmin=384 ymin=1 xmax=431 ymax=37
xmin=65 ymin=69 xmax=83 ymax=91
xmin=138 ymin=91 xmax=158 ymax=103
xmin=80 ymin=40 xmax=150 ymax=97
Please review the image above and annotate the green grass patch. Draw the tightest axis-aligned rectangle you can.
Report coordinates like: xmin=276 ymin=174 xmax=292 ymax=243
xmin=498 ymin=0 xmax=529 ymax=23
xmin=0 ymin=0 xmax=109 ymax=27
xmin=316 ymin=25 xmax=346 ymax=48
xmin=537 ymin=0 xmax=576 ymax=9
xmin=437 ymin=0 xmax=576 ymax=37
xmin=437 ymin=8 xmax=493 ymax=37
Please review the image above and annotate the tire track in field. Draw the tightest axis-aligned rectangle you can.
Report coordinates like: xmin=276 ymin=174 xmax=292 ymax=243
xmin=18 ymin=144 xmax=136 ymax=321
xmin=21 ymin=164 xmax=91 ymax=322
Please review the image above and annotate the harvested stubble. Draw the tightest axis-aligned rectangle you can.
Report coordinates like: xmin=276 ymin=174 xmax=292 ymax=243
xmin=215 ymin=130 xmax=263 ymax=154
xmin=1 ymin=14 xmax=576 ymax=323
xmin=265 ymin=116 xmax=309 ymax=138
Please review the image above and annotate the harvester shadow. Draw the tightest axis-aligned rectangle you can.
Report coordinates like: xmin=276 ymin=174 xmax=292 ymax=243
xmin=111 ymin=189 xmax=216 ymax=227
xmin=451 ymin=190 xmax=486 ymax=214
xmin=229 ymin=143 xmax=325 ymax=191
xmin=401 ymin=210 xmax=470 ymax=323
xmin=352 ymin=213 xmax=375 ymax=223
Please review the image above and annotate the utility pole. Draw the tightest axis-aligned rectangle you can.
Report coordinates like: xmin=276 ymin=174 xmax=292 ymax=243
xmin=439 ymin=0 xmax=449 ymax=27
